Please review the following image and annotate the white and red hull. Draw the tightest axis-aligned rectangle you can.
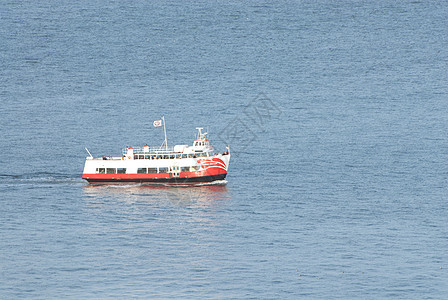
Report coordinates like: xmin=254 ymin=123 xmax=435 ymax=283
xmin=82 ymin=155 xmax=230 ymax=185
xmin=83 ymin=174 xmax=227 ymax=185
xmin=82 ymin=125 xmax=230 ymax=185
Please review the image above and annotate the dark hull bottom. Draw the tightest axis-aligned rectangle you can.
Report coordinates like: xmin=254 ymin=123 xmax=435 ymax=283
xmin=85 ymin=174 xmax=227 ymax=185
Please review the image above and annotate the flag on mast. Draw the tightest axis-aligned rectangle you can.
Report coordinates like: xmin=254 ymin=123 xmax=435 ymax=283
xmin=153 ymin=120 xmax=162 ymax=127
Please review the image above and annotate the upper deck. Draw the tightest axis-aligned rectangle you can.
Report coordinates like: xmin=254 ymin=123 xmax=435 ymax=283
xmin=87 ymin=150 xmax=219 ymax=161
xmin=122 ymin=145 xmax=175 ymax=154
xmin=86 ymin=127 xmax=219 ymax=161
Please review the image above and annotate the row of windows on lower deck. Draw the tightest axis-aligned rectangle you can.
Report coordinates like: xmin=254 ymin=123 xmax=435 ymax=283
xmin=132 ymin=152 xmax=208 ymax=160
xmin=137 ymin=166 xmax=199 ymax=173
xmin=96 ymin=168 xmax=126 ymax=174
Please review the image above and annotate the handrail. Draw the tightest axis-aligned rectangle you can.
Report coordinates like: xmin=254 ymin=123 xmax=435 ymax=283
xmin=122 ymin=146 xmax=176 ymax=154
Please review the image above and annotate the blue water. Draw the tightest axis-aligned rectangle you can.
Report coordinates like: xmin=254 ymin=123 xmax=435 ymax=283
xmin=1 ymin=1 xmax=447 ymax=298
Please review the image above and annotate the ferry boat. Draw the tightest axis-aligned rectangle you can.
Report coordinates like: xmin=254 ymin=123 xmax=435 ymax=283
xmin=82 ymin=117 xmax=230 ymax=185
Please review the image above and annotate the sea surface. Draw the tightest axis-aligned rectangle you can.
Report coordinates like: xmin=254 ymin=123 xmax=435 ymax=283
xmin=1 ymin=1 xmax=447 ymax=298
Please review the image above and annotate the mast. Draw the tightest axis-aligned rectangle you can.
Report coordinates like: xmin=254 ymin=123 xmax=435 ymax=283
xmin=162 ymin=115 xmax=168 ymax=151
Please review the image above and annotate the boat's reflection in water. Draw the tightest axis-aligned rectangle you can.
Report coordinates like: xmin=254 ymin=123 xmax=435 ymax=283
xmin=82 ymin=181 xmax=231 ymax=248
xmin=82 ymin=180 xmax=230 ymax=208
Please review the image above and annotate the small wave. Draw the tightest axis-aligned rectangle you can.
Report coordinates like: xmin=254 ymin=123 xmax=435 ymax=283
xmin=0 ymin=174 xmax=21 ymax=179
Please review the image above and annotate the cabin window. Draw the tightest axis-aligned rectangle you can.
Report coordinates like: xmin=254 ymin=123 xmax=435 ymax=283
xmin=148 ymin=168 xmax=157 ymax=173
xmin=106 ymin=168 xmax=116 ymax=174
xmin=137 ymin=168 xmax=147 ymax=173
xmin=117 ymin=168 xmax=126 ymax=174
xmin=96 ymin=168 xmax=105 ymax=174
xmin=181 ymin=167 xmax=190 ymax=172
xmin=191 ymin=166 xmax=200 ymax=171
xmin=145 ymin=155 xmax=150 ymax=159
xmin=158 ymin=167 xmax=168 ymax=173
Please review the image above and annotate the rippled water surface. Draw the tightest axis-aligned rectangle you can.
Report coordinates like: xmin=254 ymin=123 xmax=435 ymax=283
xmin=1 ymin=1 xmax=447 ymax=298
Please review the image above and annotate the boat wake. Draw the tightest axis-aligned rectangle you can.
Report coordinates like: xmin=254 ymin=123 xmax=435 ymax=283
xmin=0 ymin=173 xmax=227 ymax=189
xmin=149 ymin=179 xmax=228 ymax=188
xmin=86 ymin=180 xmax=228 ymax=189
xmin=0 ymin=172 xmax=84 ymax=185
xmin=182 ymin=179 xmax=228 ymax=187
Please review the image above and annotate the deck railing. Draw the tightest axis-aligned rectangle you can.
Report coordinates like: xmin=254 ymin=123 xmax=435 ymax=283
xmin=122 ymin=146 xmax=175 ymax=154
